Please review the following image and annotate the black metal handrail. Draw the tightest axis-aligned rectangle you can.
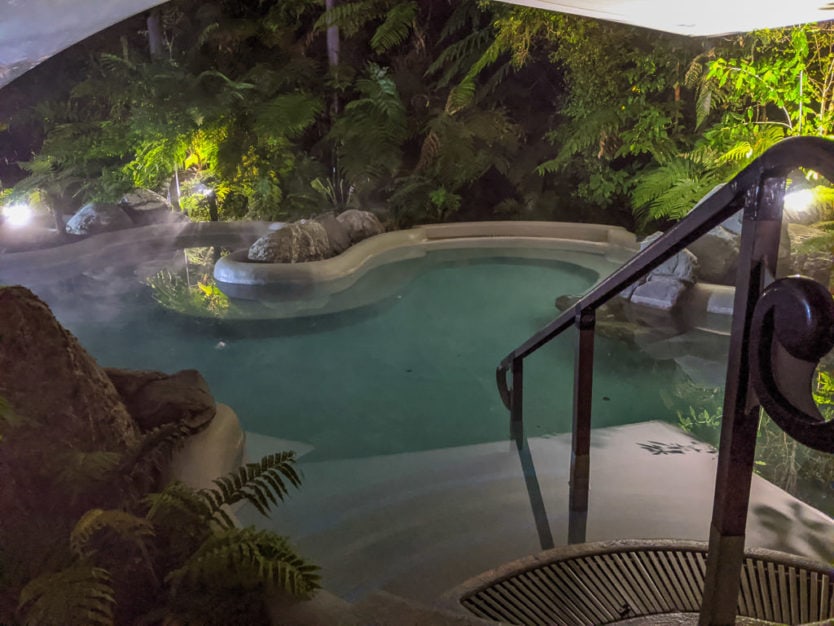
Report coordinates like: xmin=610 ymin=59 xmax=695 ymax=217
xmin=498 ymin=136 xmax=834 ymax=406
xmin=495 ymin=135 xmax=834 ymax=625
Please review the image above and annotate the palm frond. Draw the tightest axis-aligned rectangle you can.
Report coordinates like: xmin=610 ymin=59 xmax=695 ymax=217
xmin=18 ymin=565 xmax=115 ymax=626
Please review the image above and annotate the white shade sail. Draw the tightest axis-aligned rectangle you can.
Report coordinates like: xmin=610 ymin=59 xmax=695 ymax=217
xmin=2 ymin=0 xmax=834 ymax=90
xmin=0 ymin=0 xmax=166 ymax=88
xmin=495 ymin=0 xmax=834 ymax=36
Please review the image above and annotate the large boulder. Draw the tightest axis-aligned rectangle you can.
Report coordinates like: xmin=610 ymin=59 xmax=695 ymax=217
xmin=640 ymin=231 xmax=699 ymax=283
xmin=686 ymin=218 xmax=740 ymax=284
xmin=65 ymin=202 xmax=134 ymax=235
xmin=106 ymin=368 xmax=216 ymax=432
xmin=316 ymin=212 xmax=352 ymax=255
xmin=336 ymin=209 xmax=384 ymax=244
xmin=248 ymin=220 xmax=332 ymax=263
xmin=0 ymin=286 xmax=139 ymax=449
xmin=120 ymin=189 xmax=189 ymax=226
xmin=630 ymin=277 xmax=689 ymax=311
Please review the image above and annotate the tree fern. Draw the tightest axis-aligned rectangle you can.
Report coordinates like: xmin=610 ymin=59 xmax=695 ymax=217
xmin=427 ymin=30 xmax=491 ymax=88
xmin=252 ymin=92 xmax=323 ymax=139
xmin=329 ymin=64 xmax=407 ymax=182
xmin=313 ymin=0 xmax=383 ymax=38
xmin=166 ymin=527 xmax=319 ymax=598
xmin=631 ymin=156 xmax=723 ymax=225
xmin=201 ymin=451 xmax=301 ymax=519
xmin=18 ymin=565 xmax=115 ymax=626
xmin=370 ymin=2 xmax=417 ymax=53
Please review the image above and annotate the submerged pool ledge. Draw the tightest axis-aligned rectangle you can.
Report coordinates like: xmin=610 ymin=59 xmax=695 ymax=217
xmin=213 ymin=221 xmax=639 ymax=289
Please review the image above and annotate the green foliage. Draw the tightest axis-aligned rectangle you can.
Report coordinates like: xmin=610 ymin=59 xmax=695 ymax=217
xmin=18 ymin=565 xmax=115 ymax=626
xmin=0 ymin=385 xmax=317 ymax=625
xmin=204 ymin=452 xmax=302 ymax=517
xmin=167 ymin=527 xmax=319 ymax=598
xmin=329 ymin=63 xmax=408 ymax=183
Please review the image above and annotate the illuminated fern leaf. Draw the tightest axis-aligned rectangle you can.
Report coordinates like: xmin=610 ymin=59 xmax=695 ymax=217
xmin=166 ymin=527 xmax=319 ymax=599
xmin=70 ymin=509 xmax=154 ymax=560
xmin=19 ymin=565 xmax=115 ymax=626
xmin=203 ymin=452 xmax=300 ymax=519
xmin=370 ymin=1 xmax=417 ymax=53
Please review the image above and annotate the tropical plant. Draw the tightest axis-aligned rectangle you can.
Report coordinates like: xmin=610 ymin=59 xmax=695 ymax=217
xmin=0 ymin=392 xmax=318 ymax=625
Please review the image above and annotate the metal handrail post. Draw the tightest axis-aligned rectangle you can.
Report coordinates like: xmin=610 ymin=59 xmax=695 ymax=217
xmin=570 ymin=308 xmax=595 ymax=525
xmin=699 ymin=177 xmax=785 ymax=625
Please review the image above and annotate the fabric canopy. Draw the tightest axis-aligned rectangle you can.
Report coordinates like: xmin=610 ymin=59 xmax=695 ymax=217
xmin=495 ymin=0 xmax=834 ymax=36
xmin=0 ymin=0 xmax=166 ymax=88
xmin=2 ymin=0 xmax=834 ymax=90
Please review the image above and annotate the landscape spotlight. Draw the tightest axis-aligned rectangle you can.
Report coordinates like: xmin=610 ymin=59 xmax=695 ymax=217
xmin=2 ymin=203 xmax=33 ymax=228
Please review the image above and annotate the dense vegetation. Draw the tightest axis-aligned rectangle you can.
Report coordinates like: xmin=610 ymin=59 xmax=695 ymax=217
xmin=3 ymin=1 xmax=834 ymax=231
xmin=0 ymin=394 xmax=318 ymax=625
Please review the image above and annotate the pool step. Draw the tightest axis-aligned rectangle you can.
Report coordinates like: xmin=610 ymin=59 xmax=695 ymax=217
xmin=241 ymin=421 xmax=834 ymax=607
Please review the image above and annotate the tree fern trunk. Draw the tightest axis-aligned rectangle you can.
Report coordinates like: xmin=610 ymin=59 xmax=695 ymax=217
xmin=147 ymin=9 xmax=164 ymax=60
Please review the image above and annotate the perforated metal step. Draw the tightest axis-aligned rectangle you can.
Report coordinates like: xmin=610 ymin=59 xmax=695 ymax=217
xmin=452 ymin=540 xmax=834 ymax=625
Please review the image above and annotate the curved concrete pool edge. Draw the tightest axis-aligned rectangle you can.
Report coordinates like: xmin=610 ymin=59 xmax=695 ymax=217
xmin=213 ymin=221 xmax=639 ymax=288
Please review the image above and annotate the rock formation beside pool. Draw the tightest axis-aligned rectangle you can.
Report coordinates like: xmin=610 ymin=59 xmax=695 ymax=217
xmin=119 ymin=188 xmax=190 ymax=226
xmin=247 ymin=209 xmax=384 ymax=263
xmin=336 ymin=208 xmax=384 ymax=243
xmin=555 ymin=217 xmax=832 ymax=343
xmin=65 ymin=188 xmax=188 ymax=236
xmin=0 ymin=285 xmax=230 ymax=477
xmin=65 ymin=201 xmax=135 ymax=236
xmin=0 ymin=285 xmax=139 ymax=449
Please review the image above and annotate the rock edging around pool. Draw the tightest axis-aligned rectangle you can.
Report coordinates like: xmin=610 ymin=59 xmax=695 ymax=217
xmin=215 ymin=221 xmax=638 ymax=287
xmin=212 ymin=221 xmax=641 ymax=317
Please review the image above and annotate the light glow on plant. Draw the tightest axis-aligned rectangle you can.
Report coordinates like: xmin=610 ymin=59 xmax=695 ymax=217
xmin=2 ymin=203 xmax=33 ymax=228
xmin=784 ymin=188 xmax=815 ymax=215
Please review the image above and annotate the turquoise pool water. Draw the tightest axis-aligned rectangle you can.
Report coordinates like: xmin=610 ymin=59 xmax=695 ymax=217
xmin=49 ymin=248 xmax=681 ymax=461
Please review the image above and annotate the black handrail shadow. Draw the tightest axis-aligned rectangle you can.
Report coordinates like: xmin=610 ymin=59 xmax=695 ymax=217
xmin=511 ymin=422 xmax=555 ymax=551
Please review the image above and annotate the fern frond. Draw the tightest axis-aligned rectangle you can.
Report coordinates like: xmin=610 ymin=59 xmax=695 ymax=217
xmin=445 ymin=78 xmax=475 ymax=114
xmin=201 ymin=451 xmax=300 ymax=518
xmin=166 ymin=527 xmax=319 ymax=599
xmin=70 ymin=509 xmax=154 ymax=560
xmin=145 ymin=481 xmax=214 ymax=528
xmin=252 ymin=92 xmax=323 ymax=138
xmin=120 ymin=420 xmax=204 ymax=490
xmin=427 ymin=30 xmax=491 ymax=85
xmin=19 ymin=565 xmax=115 ymax=626
xmin=313 ymin=0 xmax=381 ymax=37
xmin=631 ymin=157 xmax=722 ymax=225
xmin=370 ymin=1 xmax=417 ymax=53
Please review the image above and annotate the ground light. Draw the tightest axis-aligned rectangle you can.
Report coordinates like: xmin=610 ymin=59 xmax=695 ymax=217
xmin=783 ymin=187 xmax=816 ymax=220
xmin=1 ymin=203 xmax=33 ymax=228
